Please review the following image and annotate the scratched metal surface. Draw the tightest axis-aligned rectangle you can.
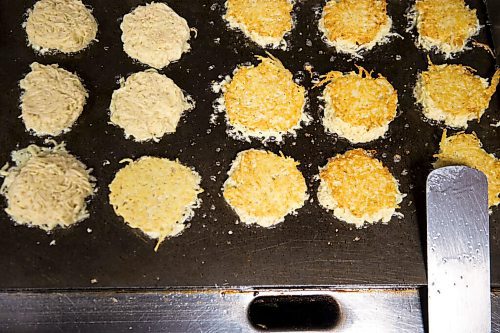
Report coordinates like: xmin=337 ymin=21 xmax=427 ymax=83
xmin=427 ymin=167 xmax=490 ymax=332
xmin=5 ymin=288 xmax=500 ymax=332
xmin=0 ymin=0 xmax=498 ymax=289
xmin=0 ymin=289 xmax=424 ymax=332
xmin=494 ymin=292 xmax=500 ymax=333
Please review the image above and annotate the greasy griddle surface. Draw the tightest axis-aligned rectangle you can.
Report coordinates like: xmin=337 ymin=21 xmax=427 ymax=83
xmin=0 ymin=0 xmax=498 ymax=288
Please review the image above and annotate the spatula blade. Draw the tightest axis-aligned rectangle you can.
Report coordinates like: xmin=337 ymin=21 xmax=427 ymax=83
xmin=427 ymin=166 xmax=490 ymax=333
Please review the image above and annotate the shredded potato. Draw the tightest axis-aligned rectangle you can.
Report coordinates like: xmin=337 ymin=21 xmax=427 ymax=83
xmin=414 ymin=0 xmax=479 ymax=56
xmin=415 ymin=63 xmax=500 ymax=128
xmin=319 ymin=0 xmax=391 ymax=54
xmin=25 ymin=0 xmax=97 ymax=53
xmin=223 ymin=149 xmax=307 ymax=227
xmin=434 ymin=131 xmax=500 ymax=208
xmin=0 ymin=143 xmax=95 ymax=230
xmin=318 ymin=66 xmax=397 ymax=143
xmin=121 ymin=3 xmax=191 ymax=69
xmin=109 ymin=70 xmax=193 ymax=142
xmin=223 ymin=54 xmax=306 ymax=141
xmin=318 ymin=149 xmax=403 ymax=227
xmin=20 ymin=62 xmax=87 ymax=136
xmin=109 ymin=157 xmax=203 ymax=251
xmin=225 ymin=0 xmax=293 ymax=48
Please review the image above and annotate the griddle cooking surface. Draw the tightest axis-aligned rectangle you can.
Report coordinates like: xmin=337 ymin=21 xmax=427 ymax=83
xmin=0 ymin=0 xmax=498 ymax=289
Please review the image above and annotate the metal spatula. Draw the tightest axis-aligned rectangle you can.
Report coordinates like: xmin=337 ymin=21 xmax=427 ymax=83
xmin=427 ymin=166 xmax=490 ymax=333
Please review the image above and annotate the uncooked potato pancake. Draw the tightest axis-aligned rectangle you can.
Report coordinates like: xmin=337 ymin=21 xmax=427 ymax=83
xmin=318 ymin=66 xmax=398 ymax=143
xmin=318 ymin=149 xmax=403 ymax=227
xmin=20 ymin=62 xmax=88 ymax=136
xmin=224 ymin=0 xmax=293 ymax=48
xmin=319 ymin=0 xmax=392 ymax=55
xmin=109 ymin=70 xmax=193 ymax=142
xmin=221 ymin=55 xmax=307 ymax=142
xmin=0 ymin=143 xmax=95 ymax=230
xmin=223 ymin=149 xmax=308 ymax=227
xmin=413 ymin=0 xmax=479 ymax=57
xmin=415 ymin=64 xmax=500 ymax=128
xmin=121 ymin=2 xmax=191 ymax=69
xmin=109 ymin=157 xmax=203 ymax=251
xmin=25 ymin=0 xmax=97 ymax=54
xmin=434 ymin=131 xmax=500 ymax=208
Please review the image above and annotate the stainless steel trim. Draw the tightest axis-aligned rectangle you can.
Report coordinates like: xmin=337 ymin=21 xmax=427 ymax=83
xmin=0 ymin=289 xmax=423 ymax=332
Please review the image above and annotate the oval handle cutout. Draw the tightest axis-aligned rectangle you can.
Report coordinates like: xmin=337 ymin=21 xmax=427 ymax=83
xmin=248 ymin=295 xmax=340 ymax=331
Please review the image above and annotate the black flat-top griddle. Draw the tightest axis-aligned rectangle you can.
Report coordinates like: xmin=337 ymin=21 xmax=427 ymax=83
xmin=0 ymin=0 xmax=498 ymax=289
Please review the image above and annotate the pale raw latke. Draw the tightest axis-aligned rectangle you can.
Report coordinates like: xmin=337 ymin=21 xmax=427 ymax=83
xmin=0 ymin=143 xmax=95 ymax=230
xmin=109 ymin=69 xmax=193 ymax=142
xmin=319 ymin=66 xmax=398 ymax=143
xmin=222 ymin=55 xmax=306 ymax=141
xmin=415 ymin=64 xmax=500 ymax=128
xmin=318 ymin=149 xmax=403 ymax=227
xmin=224 ymin=0 xmax=293 ymax=48
xmin=223 ymin=149 xmax=308 ymax=227
xmin=120 ymin=2 xmax=191 ymax=69
xmin=20 ymin=62 xmax=88 ymax=136
xmin=109 ymin=157 xmax=203 ymax=251
xmin=25 ymin=0 xmax=97 ymax=53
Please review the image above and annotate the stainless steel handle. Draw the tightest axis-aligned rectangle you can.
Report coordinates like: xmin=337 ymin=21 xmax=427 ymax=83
xmin=248 ymin=294 xmax=340 ymax=331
